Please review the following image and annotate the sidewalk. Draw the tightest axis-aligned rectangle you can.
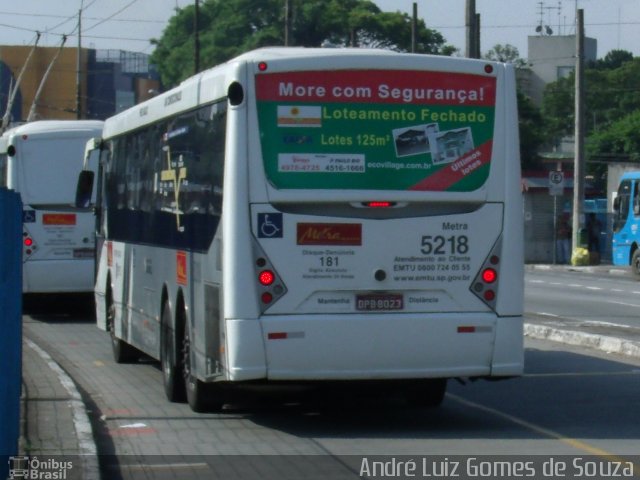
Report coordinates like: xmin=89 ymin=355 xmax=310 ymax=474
xmin=17 ymin=266 xmax=640 ymax=480
xmin=19 ymin=334 xmax=99 ymax=480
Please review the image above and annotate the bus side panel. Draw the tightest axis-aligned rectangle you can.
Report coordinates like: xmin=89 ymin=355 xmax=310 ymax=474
xmin=108 ymin=241 xmax=129 ymax=342
xmin=493 ymin=64 xmax=524 ymax=317
xmin=94 ymin=240 xmax=109 ymax=331
xmin=490 ymin=317 xmax=523 ymax=376
xmin=225 ymin=320 xmax=268 ymax=381
xmin=221 ymin=63 xmax=268 ymax=379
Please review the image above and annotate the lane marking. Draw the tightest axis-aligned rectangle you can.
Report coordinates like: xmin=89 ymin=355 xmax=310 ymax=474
xmin=118 ymin=462 xmax=209 ymax=471
xmin=525 ymin=371 xmax=640 ymax=378
xmin=448 ymin=393 xmax=636 ymax=463
xmin=608 ymin=300 xmax=640 ymax=308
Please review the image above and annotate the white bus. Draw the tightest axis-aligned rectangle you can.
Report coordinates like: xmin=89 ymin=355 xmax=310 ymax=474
xmin=0 ymin=120 xmax=104 ymax=294
xmin=77 ymin=48 xmax=524 ymax=412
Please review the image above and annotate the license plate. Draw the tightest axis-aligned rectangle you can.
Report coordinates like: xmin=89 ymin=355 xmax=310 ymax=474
xmin=356 ymin=293 xmax=403 ymax=311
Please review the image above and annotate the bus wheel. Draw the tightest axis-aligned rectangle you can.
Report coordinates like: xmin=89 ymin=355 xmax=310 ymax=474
xmin=632 ymin=250 xmax=640 ymax=278
xmin=182 ymin=319 xmax=224 ymax=412
xmin=161 ymin=301 xmax=185 ymax=402
xmin=405 ymin=379 xmax=447 ymax=408
xmin=106 ymin=288 xmax=139 ymax=364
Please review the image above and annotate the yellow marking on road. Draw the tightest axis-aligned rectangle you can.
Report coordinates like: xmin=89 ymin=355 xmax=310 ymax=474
xmin=93 ymin=360 xmax=105 ymax=367
xmin=525 ymin=370 xmax=640 ymax=378
xmin=448 ymin=393 xmax=639 ymax=474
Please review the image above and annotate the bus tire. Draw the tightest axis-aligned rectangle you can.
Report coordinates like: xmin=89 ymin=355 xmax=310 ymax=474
xmin=161 ymin=301 xmax=186 ymax=402
xmin=405 ymin=378 xmax=447 ymax=408
xmin=632 ymin=250 xmax=640 ymax=278
xmin=182 ymin=317 xmax=224 ymax=412
xmin=106 ymin=288 xmax=139 ymax=364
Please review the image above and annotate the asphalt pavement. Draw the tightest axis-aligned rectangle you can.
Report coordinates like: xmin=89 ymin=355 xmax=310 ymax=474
xmin=16 ymin=264 xmax=640 ymax=479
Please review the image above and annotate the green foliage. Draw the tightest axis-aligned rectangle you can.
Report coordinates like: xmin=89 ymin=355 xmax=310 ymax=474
xmin=484 ymin=44 xmax=526 ymax=67
xmin=587 ymin=110 xmax=640 ymax=163
xmin=517 ymin=91 xmax=545 ymax=170
xmin=150 ymin=0 xmax=453 ymax=87
xmin=589 ymin=49 xmax=634 ymax=70
xmin=542 ymin=53 xmax=640 ymax=141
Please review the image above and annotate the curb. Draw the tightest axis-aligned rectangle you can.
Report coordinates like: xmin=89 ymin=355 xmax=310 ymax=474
xmin=524 ymin=323 xmax=640 ymax=358
xmin=23 ymin=338 xmax=101 ymax=480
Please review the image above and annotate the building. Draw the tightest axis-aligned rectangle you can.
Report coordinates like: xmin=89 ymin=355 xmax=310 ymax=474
xmin=0 ymin=45 xmax=160 ymax=124
xmin=523 ymin=34 xmax=597 ymax=107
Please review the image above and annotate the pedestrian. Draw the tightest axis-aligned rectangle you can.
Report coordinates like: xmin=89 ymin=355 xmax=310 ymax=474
xmin=586 ymin=212 xmax=602 ymax=265
xmin=555 ymin=214 xmax=571 ymax=264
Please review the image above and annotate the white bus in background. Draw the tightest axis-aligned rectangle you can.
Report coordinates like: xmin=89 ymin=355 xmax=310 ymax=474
xmin=77 ymin=48 xmax=524 ymax=412
xmin=0 ymin=120 xmax=104 ymax=294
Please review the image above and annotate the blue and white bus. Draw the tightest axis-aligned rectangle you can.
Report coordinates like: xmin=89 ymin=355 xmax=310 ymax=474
xmin=612 ymin=171 xmax=640 ymax=275
xmin=77 ymin=48 xmax=524 ymax=412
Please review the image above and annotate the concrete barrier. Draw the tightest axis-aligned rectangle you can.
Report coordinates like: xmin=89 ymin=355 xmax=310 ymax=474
xmin=0 ymin=187 xmax=22 ymax=479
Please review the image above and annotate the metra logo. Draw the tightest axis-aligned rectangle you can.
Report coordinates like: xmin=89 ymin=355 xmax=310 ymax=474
xmin=297 ymin=223 xmax=362 ymax=246
xmin=43 ymin=213 xmax=76 ymax=225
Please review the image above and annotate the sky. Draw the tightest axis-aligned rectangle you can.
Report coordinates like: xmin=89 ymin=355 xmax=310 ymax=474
xmin=0 ymin=0 xmax=639 ymax=60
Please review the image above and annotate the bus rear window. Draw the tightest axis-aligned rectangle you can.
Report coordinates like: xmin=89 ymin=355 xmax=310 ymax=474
xmin=256 ymin=69 xmax=496 ymax=192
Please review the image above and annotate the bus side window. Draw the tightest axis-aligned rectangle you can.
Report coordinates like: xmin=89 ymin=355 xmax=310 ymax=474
xmin=634 ymin=181 xmax=640 ymax=216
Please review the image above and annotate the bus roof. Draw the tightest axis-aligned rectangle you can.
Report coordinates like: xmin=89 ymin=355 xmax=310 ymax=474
xmin=621 ymin=171 xmax=640 ymax=180
xmin=3 ymin=120 xmax=104 ymax=139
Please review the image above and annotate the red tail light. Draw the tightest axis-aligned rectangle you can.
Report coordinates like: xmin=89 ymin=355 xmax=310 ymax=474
xmin=481 ymin=268 xmax=497 ymax=283
xmin=258 ymin=270 xmax=275 ymax=286
xmin=254 ymin=240 xmax=287 ymax=312
xmin=470 ymin=239 xmax=502 ymax=311
xmin=364 ymin=201 xmax=394 ymax=208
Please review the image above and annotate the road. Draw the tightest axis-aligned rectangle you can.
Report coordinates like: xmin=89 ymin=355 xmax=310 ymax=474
xmin=22 ymin=282 xmax=640 ymax=479
xmin=526 ymin=266 xmax=640 ymax=331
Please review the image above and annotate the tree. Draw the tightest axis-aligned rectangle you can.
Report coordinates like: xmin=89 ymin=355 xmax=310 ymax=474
xmin=484 ymin=44 xmax=526 ymax=67
xmin=481 ymin=44 xmax=544 ymax=168
xmin=587 ymin=110 xmax=640 ymax=163
xmin=150 ymin=0 xmax=454 ymax=87
xmin=590 ymin=49 xmax=633 ymax=70
xmin=517 ymin=91 xmax=545 ymax=170
xmin=542 ymin=54 xmax=640 ymax=141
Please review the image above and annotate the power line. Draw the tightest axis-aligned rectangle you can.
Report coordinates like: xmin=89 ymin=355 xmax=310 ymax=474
xmin=0 ymin=8 xmax=164 ymax=24
xmin=84 ymin=0 xmax=143 ymax=33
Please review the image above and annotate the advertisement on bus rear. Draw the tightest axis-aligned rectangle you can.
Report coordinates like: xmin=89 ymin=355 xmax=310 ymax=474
xmin=256 ymin=69 xmax=496 ymax=192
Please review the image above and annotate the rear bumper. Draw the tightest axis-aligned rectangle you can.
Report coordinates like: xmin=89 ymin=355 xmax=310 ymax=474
xmin=23 ymin=259 xmax=94 ymax=293
xmin=224 ymin=313 xmax=523 ymax=382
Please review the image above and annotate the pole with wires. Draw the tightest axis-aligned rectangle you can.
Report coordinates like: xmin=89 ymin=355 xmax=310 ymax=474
xmin=27 ymin=35 xmax=68 ymax=122
xmin=1 ymin=32 xmax=41 ymax=131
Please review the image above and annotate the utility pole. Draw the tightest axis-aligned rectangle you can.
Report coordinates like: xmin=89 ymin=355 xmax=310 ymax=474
xmin=465 ymin=0 xmax=478 ymax=58
xmin=475 ymin=13 xmax=481 ymax=58
xmin=1 ymin=32 xmax=40 ymax=131
xmin=194 ymin=0 xmax=200 ymax=74
xmin=28 ymin=36 xmax=68 ymax=122
xmin=284 ymin=0 xmax=291 ymax=46
xmin=411 ymin=2 xmax=417 ymax=53
xmin=76 ymin=8 xmax=82 ymax=119
xmin=572 ymin=8 xmax=585 ymax=255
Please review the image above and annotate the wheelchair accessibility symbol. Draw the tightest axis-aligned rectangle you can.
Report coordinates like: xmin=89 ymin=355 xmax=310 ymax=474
xmin=258 ymin=213 xmax=283 ymax=238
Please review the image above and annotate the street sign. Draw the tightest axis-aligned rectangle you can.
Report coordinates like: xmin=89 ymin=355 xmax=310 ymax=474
xmin=549 ymin=171 xmax=564 ymax=196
